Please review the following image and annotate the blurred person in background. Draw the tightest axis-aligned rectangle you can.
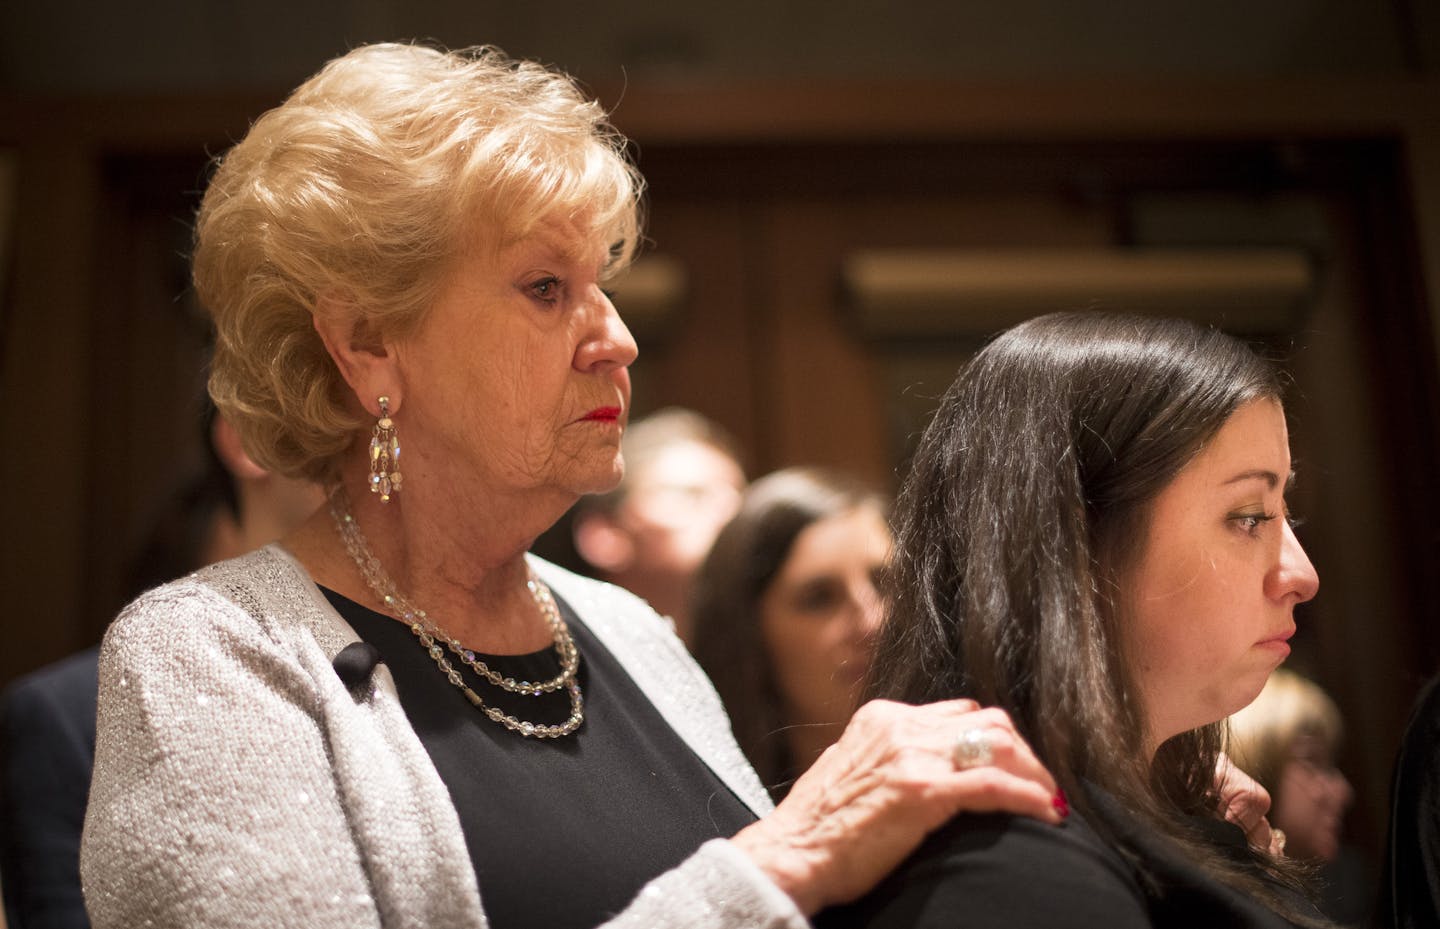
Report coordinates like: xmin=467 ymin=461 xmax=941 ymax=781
xmin=0 ymin=404 xmax=323 ymax=929
xmin=571 ymin=407 xmax=746 ymax=643
xmin=1228 ymin=670 xmax=1353 ymax=863
xmin=690 ymin=467 xmax=889 ymax=799
xmin=1227 ymin=669 xmax=1365 ymax=925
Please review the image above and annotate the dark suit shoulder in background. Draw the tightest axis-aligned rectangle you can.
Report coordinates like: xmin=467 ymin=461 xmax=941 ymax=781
xmin=1381 ymin=674 xmax=1440 ymax=929
xmin=1 ymin=646 xmax=100 ymax=929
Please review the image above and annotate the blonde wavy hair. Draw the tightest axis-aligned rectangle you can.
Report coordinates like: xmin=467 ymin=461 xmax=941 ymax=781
xmin=195 ymin=42 xmax=644 ymax=482
xmin=1227 ymin=669 xmax=1344 ymax=796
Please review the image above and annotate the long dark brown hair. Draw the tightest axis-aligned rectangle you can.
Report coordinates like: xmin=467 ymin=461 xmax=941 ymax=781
xmin=691 ymin=467 xmax=884 ymax=798
xmin=869 ymin=311 xmax=1319 ymax=922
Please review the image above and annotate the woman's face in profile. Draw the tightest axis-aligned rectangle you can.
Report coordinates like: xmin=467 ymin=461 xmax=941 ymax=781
xmin=759 ymin=503 xmax=891 ymax=733
xmin=393 ymin=216 xmax=638 ymax=501
xmin=1121 ymin=399 xmax=1320 ymax=754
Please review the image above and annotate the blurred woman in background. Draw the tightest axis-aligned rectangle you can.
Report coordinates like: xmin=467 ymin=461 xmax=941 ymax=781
xmin=1228 ymin=669 xmax=1353 ymax=865
xmin=691 ymin=467 xmax=889 ymax=798
xmin=1230 ymin=670 xmax=1366 ymax=925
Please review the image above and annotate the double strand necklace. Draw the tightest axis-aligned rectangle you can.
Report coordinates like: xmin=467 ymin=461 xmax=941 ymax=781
xmin=330 ymin=489 xmax=583 ymax=739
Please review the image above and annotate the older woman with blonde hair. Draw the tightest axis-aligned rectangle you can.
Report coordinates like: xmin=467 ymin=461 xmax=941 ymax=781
xmin=78 ymin=43 xmax=1062 ymax=929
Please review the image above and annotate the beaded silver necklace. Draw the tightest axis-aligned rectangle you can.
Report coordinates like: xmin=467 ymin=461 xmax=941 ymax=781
xmin=329 ymin=488 xmax=583 ymax=739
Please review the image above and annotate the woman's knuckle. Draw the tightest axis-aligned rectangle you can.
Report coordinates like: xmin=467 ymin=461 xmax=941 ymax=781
xmin=977 ymin=707 xmax=1015 ymax=729
xmin=973 ymin=766 xmax=1019 ymax=795
xmin=854 ymin=699 xmax=898 ymax=726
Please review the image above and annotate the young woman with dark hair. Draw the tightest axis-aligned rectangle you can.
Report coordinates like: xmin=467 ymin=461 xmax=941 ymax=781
xmin=819 ymin=312 xmax=1328 ymax=929
xmin=691 ymin=467 xmax=889 ymax=798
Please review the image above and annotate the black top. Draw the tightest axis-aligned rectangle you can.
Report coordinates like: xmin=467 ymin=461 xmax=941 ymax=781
xmin=321 ymin=587 xmax=757 ymax=929
xmin=815 ymin=785 xmax=1317 ymax=929
xmin=1381 ymin=673 xmax=1440 ymax=929
xmin=0 ymin=646 xmax=99 ymax=929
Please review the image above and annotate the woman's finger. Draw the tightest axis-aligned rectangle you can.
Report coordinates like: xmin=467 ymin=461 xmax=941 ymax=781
xmin=953 ymin=719 xmax=1057 ymax=793
xmin=853 ymin=701 xmax=1059 ymax=799
xmin=1215 ymin=752 xmax=1272 ymax=841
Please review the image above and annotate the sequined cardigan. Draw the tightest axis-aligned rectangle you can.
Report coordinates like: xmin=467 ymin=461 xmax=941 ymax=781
xmin=80 ymin=545 xmax=807 ymax=929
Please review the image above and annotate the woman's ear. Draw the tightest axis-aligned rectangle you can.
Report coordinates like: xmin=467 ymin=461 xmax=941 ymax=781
xmin=210 ymin=413 xmax=269 ymax=481
xmin=313 ymin=295 xmax=401 ymax=417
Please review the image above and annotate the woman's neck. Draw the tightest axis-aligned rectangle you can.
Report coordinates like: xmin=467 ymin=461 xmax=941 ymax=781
xmin=284 ymin=465 xmax=576 ymax=654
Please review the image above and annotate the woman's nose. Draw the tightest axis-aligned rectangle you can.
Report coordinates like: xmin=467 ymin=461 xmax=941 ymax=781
xmin=1267 ymin=521 xmax=1319 ymax=604
xmin=852 ymin=581 xmax=886 ymax=640
xmin=1331 ymin=770 xmax=1355 ymax=809
xmin=574 ymin=288 xmax=638 ymax=373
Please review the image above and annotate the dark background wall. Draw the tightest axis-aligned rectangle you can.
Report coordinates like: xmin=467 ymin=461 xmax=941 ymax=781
xmin=2 ymin=0 xmax=1439 ymax=906
xmin=3 ymin=0 xmax=1438 ymax=91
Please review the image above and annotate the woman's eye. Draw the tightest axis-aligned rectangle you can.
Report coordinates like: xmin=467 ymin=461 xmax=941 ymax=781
xmin=1230 ymin=512 xmax=1277 ymax=536
xmin=794 ymin=581 xmax=842 ymax=614
xmin=528 ymin=277 xmax=561 ymax=302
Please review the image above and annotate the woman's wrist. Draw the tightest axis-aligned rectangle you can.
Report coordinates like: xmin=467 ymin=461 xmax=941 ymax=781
xmin=730 ymin=815 xmax=825 ymax=915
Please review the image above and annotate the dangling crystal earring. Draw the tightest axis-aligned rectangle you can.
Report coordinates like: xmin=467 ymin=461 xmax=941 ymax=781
xmin=369 ymin=396 xmax=402 ymax=502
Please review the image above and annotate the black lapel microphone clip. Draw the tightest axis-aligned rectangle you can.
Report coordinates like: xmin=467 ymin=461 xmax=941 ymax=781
xmin=332 ymin=641 xmax=385 ymax=695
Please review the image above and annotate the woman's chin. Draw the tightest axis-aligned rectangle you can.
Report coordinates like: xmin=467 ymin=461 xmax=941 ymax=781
xmin=576 ymin=465 xmax=624 ymax=496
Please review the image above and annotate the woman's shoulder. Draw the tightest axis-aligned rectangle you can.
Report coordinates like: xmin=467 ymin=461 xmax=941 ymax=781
xmin=104 ymin=544 xmax=343 ymax=662
xmin=526 ymin=554 xmax=680 ymax=645
xmin=191 ymin=543 xmax=318 ymax=606
xmin=817 ymin=810 xmax=1151 ymax=929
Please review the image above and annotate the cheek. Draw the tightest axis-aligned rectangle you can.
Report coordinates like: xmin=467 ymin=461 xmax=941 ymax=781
xmin=478 ymin=332 xmax=566 ymax=408
xmin=1128 ymin=548 xmax=1242 ymax=666
xmin=759 ymin=604 xmax=836 ymax=694
xmin=440 ymin=345 xmax=523 ymax=428
xmin=760 ymin=605 xmax=808 ymax=678
xmin=1124 ymin=570 xmax=1193 ymax=675
xmin=502 ymin=345 xmax=553 ymax=413
xmin=760 ymin=606 xmax=859 ymax=725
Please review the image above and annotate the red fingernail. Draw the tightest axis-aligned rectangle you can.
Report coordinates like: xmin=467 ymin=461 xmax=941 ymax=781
xmin=1052 ymin=790 xmax=1070 ymax=818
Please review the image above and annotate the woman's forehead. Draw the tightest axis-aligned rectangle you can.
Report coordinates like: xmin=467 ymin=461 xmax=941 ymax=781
xmin=1180 ymin=399 xmax=1292 ymax=486
xmin=471 ymin=212 xmax=612 ymax=266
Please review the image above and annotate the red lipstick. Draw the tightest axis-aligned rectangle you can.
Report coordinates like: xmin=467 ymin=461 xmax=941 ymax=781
xmin=581 ymin=406 xmax=622 ymax=423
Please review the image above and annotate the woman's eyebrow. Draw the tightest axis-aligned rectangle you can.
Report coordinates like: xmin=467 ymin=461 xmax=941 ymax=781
xmin=1221 ymin=469 xmax=1297 ymax=490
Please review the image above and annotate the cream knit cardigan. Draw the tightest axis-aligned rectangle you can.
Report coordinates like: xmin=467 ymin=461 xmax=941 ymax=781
xmin=80 ymin=545 xmax=808 ymax=929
